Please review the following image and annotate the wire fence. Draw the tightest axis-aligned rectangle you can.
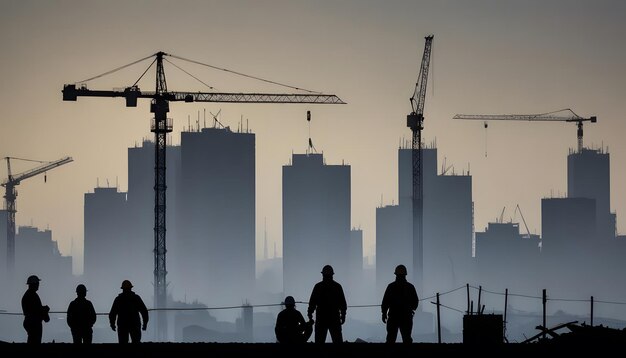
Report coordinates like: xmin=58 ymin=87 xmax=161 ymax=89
xmin=2 ymin=283 xmax=626 ymax=317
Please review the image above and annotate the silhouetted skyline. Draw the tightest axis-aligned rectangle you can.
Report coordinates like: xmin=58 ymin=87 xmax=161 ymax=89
xmin=2 ymin=1 xmax=626 ymax=271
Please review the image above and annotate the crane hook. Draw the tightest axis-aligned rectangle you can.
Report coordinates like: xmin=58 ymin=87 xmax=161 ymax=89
xmin=484 ymin=121 xmax=488 ymax=157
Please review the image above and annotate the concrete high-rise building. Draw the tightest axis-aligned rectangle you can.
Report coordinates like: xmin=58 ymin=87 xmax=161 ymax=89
xmin=348 ymin=228 xmax=366 ymax=304
xmin=0 ymin=210 xmax=6 ymax=273
xmin=127 ymin=140 xmax=181 ymax=301
xmin=475 ymin=222 xmax=541 ymax=294
xmin=0 ymin=210 xmax=7 ymax=309
xmin=283 ymin=153 xmax=350 ymax=302
xmin=541 ymin=197 xmax=596 ymax=254
xmin=399 ymin=147 xmax=474 ymax=292
xmin=375 ymin=145 xmax=472 ymax=335
xmin=83 ymin=186 xmax=133 ymax=308
xmin=567 ymin=148 xmax=615 ymax=240
xmin=541 ymin=197 xmax=596 ymax=296
xmin=349 ymin=229 xmax=363 ymax=284
xmin=15 ymin=226 xmax=72 ymax=278
xmin=375 ymin=203 xmax=412 ymax=297
xmin=398 ymin=148 xmax=438 ymax=206
xmin=177 ymin=127 xmax=255 ymax=306
xmin=14 ymin=225 xmax=74 ymax=310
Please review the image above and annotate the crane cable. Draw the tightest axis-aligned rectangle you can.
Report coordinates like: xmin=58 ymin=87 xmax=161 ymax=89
xmin=72 ymin=52 xmax=321 ymax=94
xmin=527 ymin=108 xmax=581 ymax=120
xmin=167 ymin=53 xmax=322 ymax=94
xmin=74 ymin=53 xmax=156 ymax=84
xmin=131 ymin=57 xmax=157 ymax=88
xmin=163 ymin=58 xmax=216 ymax=91
xmin=4 ymin=157 xmax=48 ymax=164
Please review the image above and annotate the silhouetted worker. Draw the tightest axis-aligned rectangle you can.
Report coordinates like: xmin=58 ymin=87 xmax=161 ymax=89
xmin=109 ymin=280 xmax=149 ymax=343
xmin=381 ymin=264 xmax=419 ymax=343
xmin=67 ymin=284 xmax=97 ymax=344
xmin=275 ymin=295 xmax=314 ymax=343
xmin=21 ymin=275 xmax=50 ymax=344
xmin=307 ymin=265 xmax=347 ymax=343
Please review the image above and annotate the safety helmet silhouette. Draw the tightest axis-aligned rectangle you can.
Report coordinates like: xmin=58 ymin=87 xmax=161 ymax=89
xmin=284 ymin=296 xmax=296 ymax=306
xmin=394 ymin=264 xmax=408 ymax=276
xmin=26 ymin=275 xmax=41 ymax=285
xmin=321 ymin=265 xmax=334 ymax=275
xmin=76 ymin=284 xmax=87 ymax=294
xmin=121 ymin=280 xmax=133 ymax=289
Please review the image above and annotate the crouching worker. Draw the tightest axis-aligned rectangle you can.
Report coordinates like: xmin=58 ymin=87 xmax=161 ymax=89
xmin=275 ymin=296 xmax=313 ymax=343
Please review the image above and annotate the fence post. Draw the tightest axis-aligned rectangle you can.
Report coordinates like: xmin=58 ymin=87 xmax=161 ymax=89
xmin=590 ymin=296 xmax=594 ymax=327
xmin=477 ymin=285 xmax=482 ymax=315
xmin=504 ymin=288 xmax=508 ymax=337
xmin=466 ymin=283 xmax=470 ymax=314
xmin=436 ymin=292 xmax=441 ymax=344
xmin=542 ymin=289 xmax=547 ymax=340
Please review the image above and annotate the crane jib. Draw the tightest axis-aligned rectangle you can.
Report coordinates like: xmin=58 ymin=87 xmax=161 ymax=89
xmin=63 ymin=84 xmax=345 ymax=105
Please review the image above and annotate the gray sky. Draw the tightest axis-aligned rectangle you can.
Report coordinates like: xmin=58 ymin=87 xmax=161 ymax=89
xmin=1 ymin=0 xmax=625 ymax=273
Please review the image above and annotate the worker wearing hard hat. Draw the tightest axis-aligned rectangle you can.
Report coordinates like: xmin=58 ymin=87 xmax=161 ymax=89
xmin=275 ymin=295 xmax=314 ymax=343
xmin=21 ymin=275 xmax=50 ymax=344
xmin=108 ymin=280 xmax=149 ymax=343
xmin=307 ymin=265 xmax=347 ymax=343
xmin=67 ymin=284 xmax=97 ymax=344
xmin=381 ymin=264 xmax=419 ymax=343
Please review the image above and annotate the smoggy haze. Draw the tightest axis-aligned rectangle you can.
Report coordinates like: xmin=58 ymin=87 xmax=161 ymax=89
xmin=1 ymin=0 xmax=625 ymax=274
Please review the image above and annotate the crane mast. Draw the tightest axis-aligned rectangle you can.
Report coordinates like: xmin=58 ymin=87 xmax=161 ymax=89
xmin=62 ymin=51 xmax=344 ymax=341
xmin=152 ymin=52 xmax=170 ymax=333
xmin=2 ymin=156 xmax=73 ymax=273
xmin=407 ymin=35 xmax=433 ymax=293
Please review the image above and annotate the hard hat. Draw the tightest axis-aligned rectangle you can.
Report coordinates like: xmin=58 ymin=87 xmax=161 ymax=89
xmin=284 ymin=296 xmax=296 ymax=306
xmin=121 ymin=280 xmax=133 ymax=289
xmin=394 ymin=264 xmax=408 ymax=276
xmin=26 ymin=275 xmax=41 ymax=285
xmin=321 ymin=265 xmax=334 ymax=275
xmin=76 ymin=284 xmax=87 ymax=294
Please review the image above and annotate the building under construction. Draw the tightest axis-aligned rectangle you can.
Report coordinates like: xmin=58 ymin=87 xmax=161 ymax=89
xmin=0 ymin=210 xmax=6 ymax=276
xmin=127 ymin=140 xmax=180 ymax=306
xmin=176 ymin=126 xmax=256 ymax=307
xmin=83 ymin=186 xmax=133 ymax=309
xmin=376 ymin=145 xmax=473 ymax=298
xmin=376 ymin=145 xmax=472 ymax=334
xmin=282 ymin=153 xmax=351 ymax=302
xmin=475 ymin=221 xmax=541 ymax=297
xmin=567 ymin=147 xmax=615 ymax=241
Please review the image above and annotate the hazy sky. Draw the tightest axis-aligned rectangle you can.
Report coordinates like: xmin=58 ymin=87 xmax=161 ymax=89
xmin=1 ymin=0 xmax=625 ymax=272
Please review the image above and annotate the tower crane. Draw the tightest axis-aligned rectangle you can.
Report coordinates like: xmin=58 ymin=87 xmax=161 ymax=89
xmin=407 ymin=35 xmax=433 ymax=292
xmin=2 ymin=156 xmax=73 ymax=273
xmin=62 ymin=51 xmax=344 ymax=340
xmin=453 ymin=109 xmax=597 ymax=153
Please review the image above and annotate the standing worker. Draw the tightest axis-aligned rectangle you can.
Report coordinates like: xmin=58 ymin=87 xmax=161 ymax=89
xmin=109 ymin=280 xmax=149 ymax=343
xmin=307 ymin=265 xmax=347 ymax=343
xmin=275 ymin=295 xmax=314 ymax=343
xmin=381 ymin=264 xmax=419 ymax=343
xmin=67 ymin=284 xmax=97 ymax=344
xmin=21 ymin=275 xmax=50 ymax=344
